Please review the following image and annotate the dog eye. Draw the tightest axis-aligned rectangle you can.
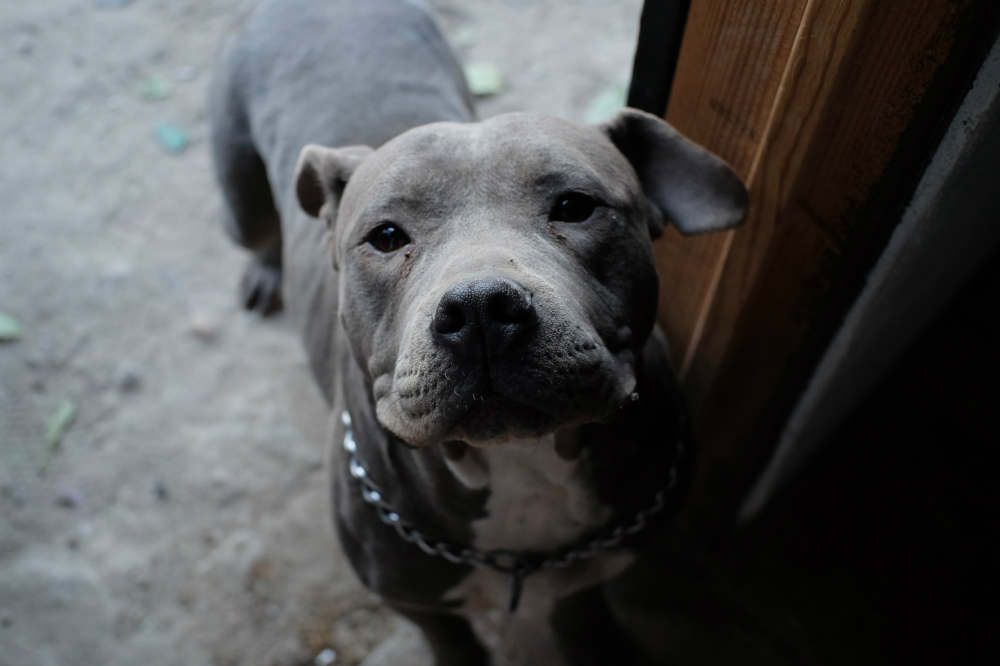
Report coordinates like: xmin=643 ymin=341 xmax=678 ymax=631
xmin=549 ymin=192 xmax=598 ymax=223
xmin=365 ymin=223 xmax=411 ymax=253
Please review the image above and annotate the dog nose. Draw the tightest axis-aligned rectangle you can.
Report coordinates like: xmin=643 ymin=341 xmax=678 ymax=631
xmin=432 ymin=278 xmax=536 ymax=358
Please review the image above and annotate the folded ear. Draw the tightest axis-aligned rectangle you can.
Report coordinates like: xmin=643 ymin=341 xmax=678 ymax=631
xmin=295 ymin=144 xmax=374 ymax=221
xmin=601 ymin=108 xmax=748 ymax=237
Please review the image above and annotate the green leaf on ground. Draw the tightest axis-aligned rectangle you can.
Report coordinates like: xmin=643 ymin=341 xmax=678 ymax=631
xmin=45 ymin=400 xmax=77 ymax=449
xmin=464 ymin=62 xmax=504 ymax=97
xmin=155 ymin=123 xmax=189 ymax=154
xmin=138 ymin=75 xmax=172 ymax=101
xmin=0 ymin=312 xmax=22 ymax=342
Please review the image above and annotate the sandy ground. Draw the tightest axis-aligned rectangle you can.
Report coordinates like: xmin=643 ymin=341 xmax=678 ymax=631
xmin=0 ymin=1 xmax=641 ymax=664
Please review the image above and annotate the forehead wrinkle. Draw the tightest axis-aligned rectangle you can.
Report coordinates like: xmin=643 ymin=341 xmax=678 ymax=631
xmin=530 ymin=166 xmax=605 ymax=195
xmin=479 ymin=126 xmax=634 ymax=205
xmin=358 ymin=194 xmax=441 ymax=222
xmin=352 ymin=153 xmax=475 ymax=225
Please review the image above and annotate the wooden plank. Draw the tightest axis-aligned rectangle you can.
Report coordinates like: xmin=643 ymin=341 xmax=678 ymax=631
xmin=665 ymin=0 xmax=972 ymax=533
xmin=654 ymin=0 xmax=807 ymax=368
xmin=680 ymin=0 xmax=874 ymax=404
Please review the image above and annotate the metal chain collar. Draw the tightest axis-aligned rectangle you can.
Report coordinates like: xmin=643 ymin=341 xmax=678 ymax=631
xmin=340 ymin=410 xmax=684 ymax=612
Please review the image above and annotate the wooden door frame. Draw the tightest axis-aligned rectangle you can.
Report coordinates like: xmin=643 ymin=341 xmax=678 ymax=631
xmin=631 ymin=0 xmax=1000 ymax=538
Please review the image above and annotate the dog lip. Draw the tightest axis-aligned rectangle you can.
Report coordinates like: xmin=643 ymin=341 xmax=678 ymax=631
xmin=490 ymin=385 xmax=562 ymax=418
xmin=444 ymin=358 xmax=606 ymax=422
xmin=454 ymin=396 xmax=554 ymax=441
xmin=454 ymin=376 xmax=558 ymax=419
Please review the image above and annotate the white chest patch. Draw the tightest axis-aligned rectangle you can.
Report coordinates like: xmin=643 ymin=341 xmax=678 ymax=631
xmin=469 ymin=435 xmax=610 ymax=551
xmin=441 ymin=436 xmax=634 ymax=666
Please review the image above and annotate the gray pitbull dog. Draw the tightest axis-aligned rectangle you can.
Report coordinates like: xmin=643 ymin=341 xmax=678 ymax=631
xmin=209 ymin=1 xmax=747 ymax=664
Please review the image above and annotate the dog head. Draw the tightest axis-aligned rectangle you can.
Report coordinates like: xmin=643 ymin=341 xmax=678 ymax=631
xmin=295 ymin=109 xmax=747 ymax=446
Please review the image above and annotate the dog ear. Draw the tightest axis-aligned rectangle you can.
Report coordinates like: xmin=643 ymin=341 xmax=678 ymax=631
xmin=601 ymin=108 xmax=748 ymax=237
xmin=295 ymin=144 xmax=374 ymax=220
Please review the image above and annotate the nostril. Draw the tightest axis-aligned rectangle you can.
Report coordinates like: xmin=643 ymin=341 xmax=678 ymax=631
xmin=434 ymin=300 xmax=466 ymax=335
xmin=487 ymin=289 xmax=534 ymax=325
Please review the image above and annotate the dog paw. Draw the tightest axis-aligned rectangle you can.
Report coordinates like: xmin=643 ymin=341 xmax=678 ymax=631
xmin=239 ymin=257 xmax=283 ymax=316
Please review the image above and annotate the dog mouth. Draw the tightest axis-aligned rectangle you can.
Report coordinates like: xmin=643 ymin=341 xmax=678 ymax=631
xmin=447 ymin=387 xmax=556 ymax=443
xmin=379 ymin=339 xmax=635 ymax=446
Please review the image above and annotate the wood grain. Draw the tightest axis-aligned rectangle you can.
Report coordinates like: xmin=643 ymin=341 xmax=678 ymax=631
xmin=655 ymin=0 xmax=970 ymax=533
xmin=681 ymin=0 xmax=873 ymax=405
xmin=655 ymin=0 xmax=807 ymax=374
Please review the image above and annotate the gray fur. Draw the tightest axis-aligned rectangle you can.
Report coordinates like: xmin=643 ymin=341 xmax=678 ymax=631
xmin=209 ymin=1 xmax=747 ymax=663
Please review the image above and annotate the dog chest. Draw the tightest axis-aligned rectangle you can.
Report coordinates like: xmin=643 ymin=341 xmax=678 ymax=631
xmin=441 ymin=436 xmax=633 ymax=611
xmin=444 ymin=435 xmax=611 ymax=552
xmin=438 ymin=438 xmax=634 ymax=666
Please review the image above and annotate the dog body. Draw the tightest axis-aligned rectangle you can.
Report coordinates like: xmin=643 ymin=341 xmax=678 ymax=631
xmin=210 ymin=1 xmax=747 ymax=664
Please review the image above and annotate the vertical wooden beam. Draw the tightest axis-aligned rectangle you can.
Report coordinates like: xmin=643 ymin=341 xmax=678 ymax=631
xmin=680 ymin=0 xmax=875 ymax=403
xmin=655 ymin=0 xmax=808 ymax=369
xmin=655 ymin=0 xmax=975 ymax=533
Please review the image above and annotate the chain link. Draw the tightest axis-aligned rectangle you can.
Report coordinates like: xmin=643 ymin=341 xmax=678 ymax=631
xmin=341 ymin=410 xmax=685 ymax=583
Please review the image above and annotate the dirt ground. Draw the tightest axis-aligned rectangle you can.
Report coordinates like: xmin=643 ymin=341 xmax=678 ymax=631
xmin=0 ymin=1 xmax=641 ymax=664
